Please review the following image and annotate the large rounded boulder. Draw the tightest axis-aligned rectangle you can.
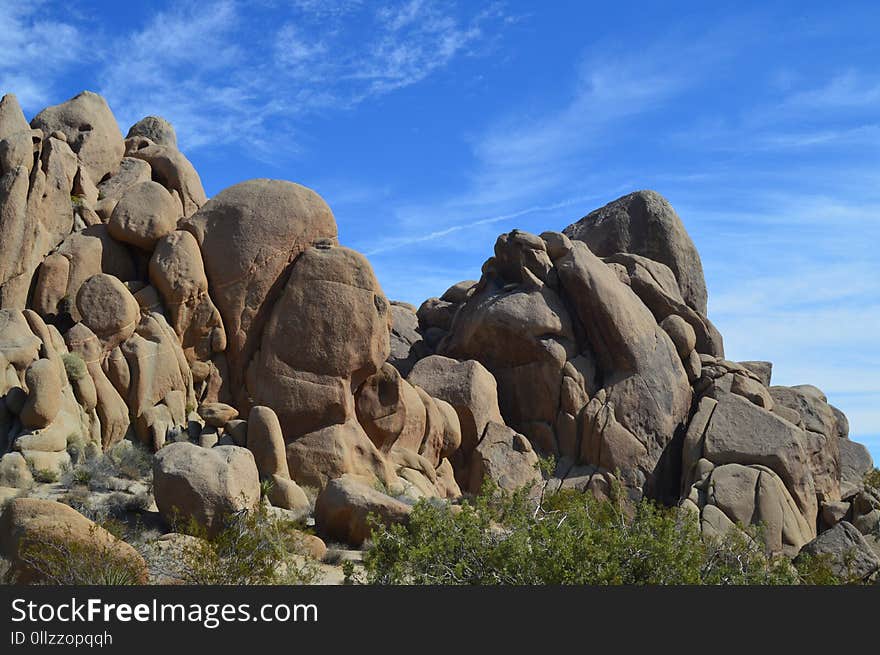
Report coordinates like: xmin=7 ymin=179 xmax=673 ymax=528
xmin=246 ymin=244 xmax=389 ymax=439
xmin=181 ymin=179 xmax=338 ymax=402
xmin=153 ymin=442 xmax=260 ymax=536
xmin=563 ymin=190 xmax=708 ymax=315
xmin=30 ymin=91 xmax=124 ymax=184
xmin=0 ymin=498 xmax=148 ymax=584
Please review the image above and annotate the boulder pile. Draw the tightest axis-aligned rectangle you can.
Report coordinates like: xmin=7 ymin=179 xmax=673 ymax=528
xmin=0 ymin=91 xmax=876 ymax=576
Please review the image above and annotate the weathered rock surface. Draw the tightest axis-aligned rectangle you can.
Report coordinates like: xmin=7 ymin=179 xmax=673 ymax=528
xmin=181 ymin=179 xmax=337 ymax=402
xmin=467 ymin=422 xmax=541 ymax=495
xmin=0 ymin=89 xmax=873 ymax=578
xmin=408 ymin=355 xmax=503 ymax=454
xmin=315 ymin=474 xmax=411 ymax=546
xmin=30 ymin=91 xmax=124 ymax=184
xmin=153 ymin=442 xmax=260 ymax=536
xmin=0 ymin=498 xmax=148 ymax=584
xmin=563 ymin=190 xmax=708 ymax=315
xmin=108 ymin=181 xmax=180 ymax=250
xmin=796 ymin=521 xmax=880 ymax=582
xmin=126 ymin=116 xmax=177 ymax=148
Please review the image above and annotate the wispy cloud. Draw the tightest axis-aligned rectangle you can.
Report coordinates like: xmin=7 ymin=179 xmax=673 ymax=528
xmin=4 ymin=0 xmax=506 ymax=151
xmin=362 ymin=193 xmax=607 ymax=255
xmin=786 ymin=70 xmax=880 ymax=109
xmin=0 ymin=4 xmax=84 ymax=108
xmin=358 ymin=26 xmax=738 ymax=257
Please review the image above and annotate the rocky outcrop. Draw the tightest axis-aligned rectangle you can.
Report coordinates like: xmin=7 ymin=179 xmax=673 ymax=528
xmin=427 ymin=229 xmax=691 ymax=496
xmin=795 ymin=521 xmax=880 ymax=582
xmin=0 ymin=88 xmax=873 ymax=562
xmin=246 ymin=245 xmax=389 ymax=439
xmin=30 ymin=91 xmax=124 ymax=185
xmin=181 ymin=179 xmax=338 ymax=404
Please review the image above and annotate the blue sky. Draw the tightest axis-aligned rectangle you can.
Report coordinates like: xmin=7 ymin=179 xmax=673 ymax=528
xmin=2 ymin=1 xmax=878 ymax=460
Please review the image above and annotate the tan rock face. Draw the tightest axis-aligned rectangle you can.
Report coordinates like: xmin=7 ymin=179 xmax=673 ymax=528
xmin=681 ymin=389 xmax=820 ymax=549
xmin=355 ymin=363 xmax=409 ymax=453
xmin=247 ymin=245 xmax=389 ymax=440
xmin=30 ymin=91 xmax=124 ymax=184
xmin=33 ymin=225 xmax=138 ymax=323
xmin=0 ymin=90 xmax=869 ymax=562
xmin=407 ymin=355 xmax=503 ymax=454
xmin=0 ymin=498 xmax=148 ymax=584
xmin=315 ymin=474 xmax=412 ymax=546
xmin=564 ymin=190 xmax=709 ymax=315
xmin=76 ymin=274 xmax=140 ymax=351
xmin=467 ymin=422 xmax=541 ymax=495
xmin=108 ymin=181 xmax=180 ymax=250
xmin=65 ymin=322 xmax=129 ymax=450
xmin=286 ymin=419 xmax=396 ymax=491
xmin=432 ymin=228 xmax=691 ymax=497
xmin=121 ymin=312 xmax=195 ymax=446
xmin=126 ymin=116 xmax=177 ymax=148
xmin=153 ymin=442 xmax=261 ymax=536
xmin=0 ymin=166 xmax=33 ymax=306
xmin=149 ymin=230 xmax=225 ymax=367
xmin=125 ymin=137 xmax=206 ymax=217
xmin=181 ymin=179 xmax=338 ymax=401
xmin=0 ymin=309 xmax=96 ymax=468
xmin=20 ymin=359 xmax=62 ymax=429
xmin=246 ymin=406 xmax=289 ymax=479
xmin=0 ymin=94 xmax=30 ymax=141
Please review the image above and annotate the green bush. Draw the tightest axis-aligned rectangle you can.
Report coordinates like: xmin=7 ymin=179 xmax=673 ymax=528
xmin=60 ymin=352 xmax=87 ymax=382
xmin=33 ymin=468 xmax=59 ymax=484
xmin=106 ymin=441 xmax=153 ymax=480
xmin=357 ymin=483 xmax=835 ymax=585
xmin=158 ymin=505 xmax=320 ymax=585
xmin=71 ymin=466 xmax=93 ymax=486
xmin=12 ymin=525 xmax=144 ymax=585
xmin=864 ymin=468 xmax=880 ymax=491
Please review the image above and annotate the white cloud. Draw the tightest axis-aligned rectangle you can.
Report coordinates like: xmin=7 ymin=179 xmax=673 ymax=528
xmin=108 ymin=1 xmax=502 ymax=149
xmin=786 ymin=70 xmax=880 ymax=109
xmin=3 ymin=1 xmax=506 ymax=151
xmin=0 ymin=4 xmax=84 ymax=110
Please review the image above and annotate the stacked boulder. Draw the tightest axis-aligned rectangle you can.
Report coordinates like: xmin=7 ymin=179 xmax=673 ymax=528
xmin=411 ymin=190 xmax=875 ymax=559
xmin=0 ymin=91 xmax=470 ymax=543
xmin=0 ymin=309 xmax=93 ymax=478
xmin=1 ymin=90 xmax=875 ymax=563
xmin=417 ymin=222 xmax=693 ymax=498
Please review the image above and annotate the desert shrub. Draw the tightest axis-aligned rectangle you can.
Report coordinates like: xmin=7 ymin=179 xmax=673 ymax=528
xmin=33 ymin=468 xmax=59 ymax=484
xmin=794 ymin=552 xmax=845 ymax=585
xmin=60 ymin=352 xmax=87 ymax=382
xmin=11 ymin=526 xmax=144 ymax=585
xmin=358 ymin=483 xmax=834 ymax=585
xmin=106 ymin=440 xmax=153 ymax=480
xmin=66 ymin=432 xmax=94 ymax=466
xmin=157 ymin=505 xmax=320 ymax=585
xmin=71 ymin=466 xmax=92 ymax=486
xmin=864 ymin=468 xmax=880 ymax=491
xmin=61 ymin=440 xmax=153 ymax=492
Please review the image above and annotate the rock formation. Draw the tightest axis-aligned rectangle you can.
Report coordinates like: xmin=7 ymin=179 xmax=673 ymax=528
xmin=0 ymin=89 xmax=875 ymax=572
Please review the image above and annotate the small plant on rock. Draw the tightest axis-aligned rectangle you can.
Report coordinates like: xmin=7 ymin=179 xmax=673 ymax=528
xmin=60 ymin=352 xmax=87 ymax=382
xmin=864 ymin=468 xmax=880 ymax=491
